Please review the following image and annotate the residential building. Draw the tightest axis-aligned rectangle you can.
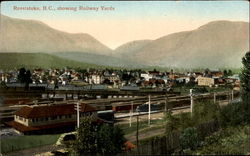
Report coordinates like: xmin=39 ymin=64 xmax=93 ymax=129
xmin=90 ymin=74 xmax=103 ymax=84
xmin=197 ymin=76 xmax=214 ymax=86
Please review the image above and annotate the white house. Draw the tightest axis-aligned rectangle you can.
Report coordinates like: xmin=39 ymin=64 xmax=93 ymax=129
xmin=90 ymin=74 xmax=103 ymax=84
xmin=140 ymin=73 xmax=152 ymax=81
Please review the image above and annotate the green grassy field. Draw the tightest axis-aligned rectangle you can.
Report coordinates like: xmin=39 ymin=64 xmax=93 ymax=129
xmin=0 ymin=134 xmax=60 ymax=154
xmin=0 ymin=53 xmax=104 ymax=70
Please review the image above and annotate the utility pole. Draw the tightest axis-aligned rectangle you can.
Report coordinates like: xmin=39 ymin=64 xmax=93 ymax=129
xmin=136 ymin=111 xmax=140 ymax=155
xmin=77 ymin=101 xmax=80 ymax=128
xmin=129 ymin=101 xmax=133 ymax=127
xmin=231 ymin=90 xmax=234 ymax=101
xmin=214 ymin=92 xmax=216 ymax=103
xmin=74 ymin=101 xmax=81 ymax=128
xmin=164 ymin=96 xmax=168 ymax=113
xmin=148 ymin=94 xmax=151 ymax=125
xmin=190 ymin=89 xmax=193 ymax=116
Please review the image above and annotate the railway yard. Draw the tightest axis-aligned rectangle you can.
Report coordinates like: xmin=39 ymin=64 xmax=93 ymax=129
xmin=0 ymin=87 xmax=241 ymax=155
xmin=0 ymin=89 xmax=239 ymax=127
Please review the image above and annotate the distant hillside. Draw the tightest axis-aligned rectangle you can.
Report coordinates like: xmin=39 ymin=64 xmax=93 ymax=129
xmin=119 ymin=20 xmax=249 ymax=68
xmin=0 ymin=53 xmax=103 ymax=69
xmin=52 ymin=52 xmax=146 ymax=68
xmin=0 ymin=15 xmax=112 ymax=55
xmin=114 ymin=40 xmax=152 ymax=57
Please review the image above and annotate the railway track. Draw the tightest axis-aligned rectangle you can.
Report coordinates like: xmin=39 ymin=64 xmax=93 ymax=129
xmin=0 ymin=91 xmax=240 ymax=124
xmin=115 ymin=105 xmax=190 ymax=119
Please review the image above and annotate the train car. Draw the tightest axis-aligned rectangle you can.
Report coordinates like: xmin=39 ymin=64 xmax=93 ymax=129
xmin=29 ymin=86 xmax=46 ymax=91
xmin=120 ymin=86 xmax=140 ymax=91
xmin=135 ymin=104 xmax=159 ymax=112
xmin=112 ymin=104 xmax=139 ymax=112
xmin=97 ymin=110 xmax=114 ymax=123
xmin=83 ymin=85 xmax=108 ymax=91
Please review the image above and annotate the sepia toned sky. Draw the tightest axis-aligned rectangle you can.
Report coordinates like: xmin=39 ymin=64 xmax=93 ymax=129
xmin=1 ymin=1 xmax=249 ymax=49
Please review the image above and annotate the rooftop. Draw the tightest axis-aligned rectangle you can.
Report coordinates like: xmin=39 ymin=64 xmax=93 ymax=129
xmin=15 ymin=103 xmax=97 ymax=118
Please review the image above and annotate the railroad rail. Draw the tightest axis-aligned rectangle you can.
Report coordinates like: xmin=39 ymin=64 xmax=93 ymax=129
xmin=0 ymin=87 xmax=178 ymax=98
xmin=0 ymin=90 xmax=240 ymax=123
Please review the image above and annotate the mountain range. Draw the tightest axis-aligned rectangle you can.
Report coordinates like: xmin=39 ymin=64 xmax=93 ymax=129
xmin=0 ymin=14 xmax=249 ymax=69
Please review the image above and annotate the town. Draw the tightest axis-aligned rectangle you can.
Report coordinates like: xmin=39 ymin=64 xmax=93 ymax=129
xmin=0 ymin=67 xmax=240 ymax=91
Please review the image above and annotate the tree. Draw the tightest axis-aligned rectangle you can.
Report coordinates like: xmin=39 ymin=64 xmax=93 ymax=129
xmin=223 ymin=69 xmax=228 ymax=77
xmin=240 ymin=51 xmax=250 ymax=123
xmin=72 ymin=117 xmax=98 ymax=155
xmin=71 ymin=117 xmax=125 ymax=155
xmin=24 ymin=70 xmax=32 ymax=90
xmin=112 ymin=125 xmax=126 ymax=153
xmin=228 ymin=69 xmax=233 ymax=76
xmin=165 ymin=111 xmax=180 ymax=135
xmin=96 ymin=124 xmax=125 ymax=154
xmin=17 ymin=68 xmax=33 ymax=90
xmin=17 ymin=68 xmax=26 ymax=83
xmin=240 ymin=51 xmax=250 ymax=102
xmin=219 ymin=51 xmax=250 ymax=126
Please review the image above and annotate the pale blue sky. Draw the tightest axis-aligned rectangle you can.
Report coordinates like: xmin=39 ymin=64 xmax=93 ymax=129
xmin=1 ymin=1 xmax=249 ymax=48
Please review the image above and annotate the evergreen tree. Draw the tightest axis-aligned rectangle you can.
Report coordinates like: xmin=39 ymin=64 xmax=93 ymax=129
xmin=240 ymin=51 xmax=250 ymax=102
xmin=240 ymin=51 xmax=250 ymax=124
xmin=17 ymin=68 xmax=26 ymax=83
xmin=223 ymin=69 xmax=228 ymax=77
xmin=17 ymin=68 xmax=33 ymax=90
xmin=228 ymin=69 xmax=233 ymax=76
xmin=221 ymin=51 xmax=250 ymax=126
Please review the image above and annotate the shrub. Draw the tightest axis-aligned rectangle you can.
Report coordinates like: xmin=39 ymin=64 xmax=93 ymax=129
xmin=165 ymin=111 xmax=180 ymax=135
xmin=191 ymin=125 xmax=250 ymax=155
xmin=192 ymin=100 xmax=220 ymax=124
xmin=218 ymin=102 xmax=246 ymax=127
xmin=180 ymin=127 xmax=201 ymax=150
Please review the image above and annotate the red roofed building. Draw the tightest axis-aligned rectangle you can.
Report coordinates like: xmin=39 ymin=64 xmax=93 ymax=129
xmin=6 ymin=103 xmax=98 ymax=134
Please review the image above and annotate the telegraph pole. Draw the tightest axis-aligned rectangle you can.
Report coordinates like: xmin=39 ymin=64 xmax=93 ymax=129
xmin=231 ymin=90 xmax=234 ymax=101
xmin=77 ymin=101 xmax=80 ymax=128
xmin=129 ymin=101 xmax=133 ymax=127
xmin=214 ymin=92 xmax=216 ymax=103
xmin=190 ymin=89 xmax=193 ymax=116
xmin=136 ymin=111 xmax=140 ymax=155
xmin=165 ymin=95 xmax=168 ymax=113
xmin=148 ymin=94 xmax=151 ymax=125
xmin=74 ymin=100 xmax=81 ymax=128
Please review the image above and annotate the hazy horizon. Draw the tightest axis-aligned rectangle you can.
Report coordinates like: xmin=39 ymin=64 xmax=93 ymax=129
xmin=1 ymin=1 xmax=249 ymax=49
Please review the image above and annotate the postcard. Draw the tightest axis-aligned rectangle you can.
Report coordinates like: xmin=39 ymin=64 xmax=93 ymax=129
xmin=0 ymin=1 xmax=249 ymax=155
